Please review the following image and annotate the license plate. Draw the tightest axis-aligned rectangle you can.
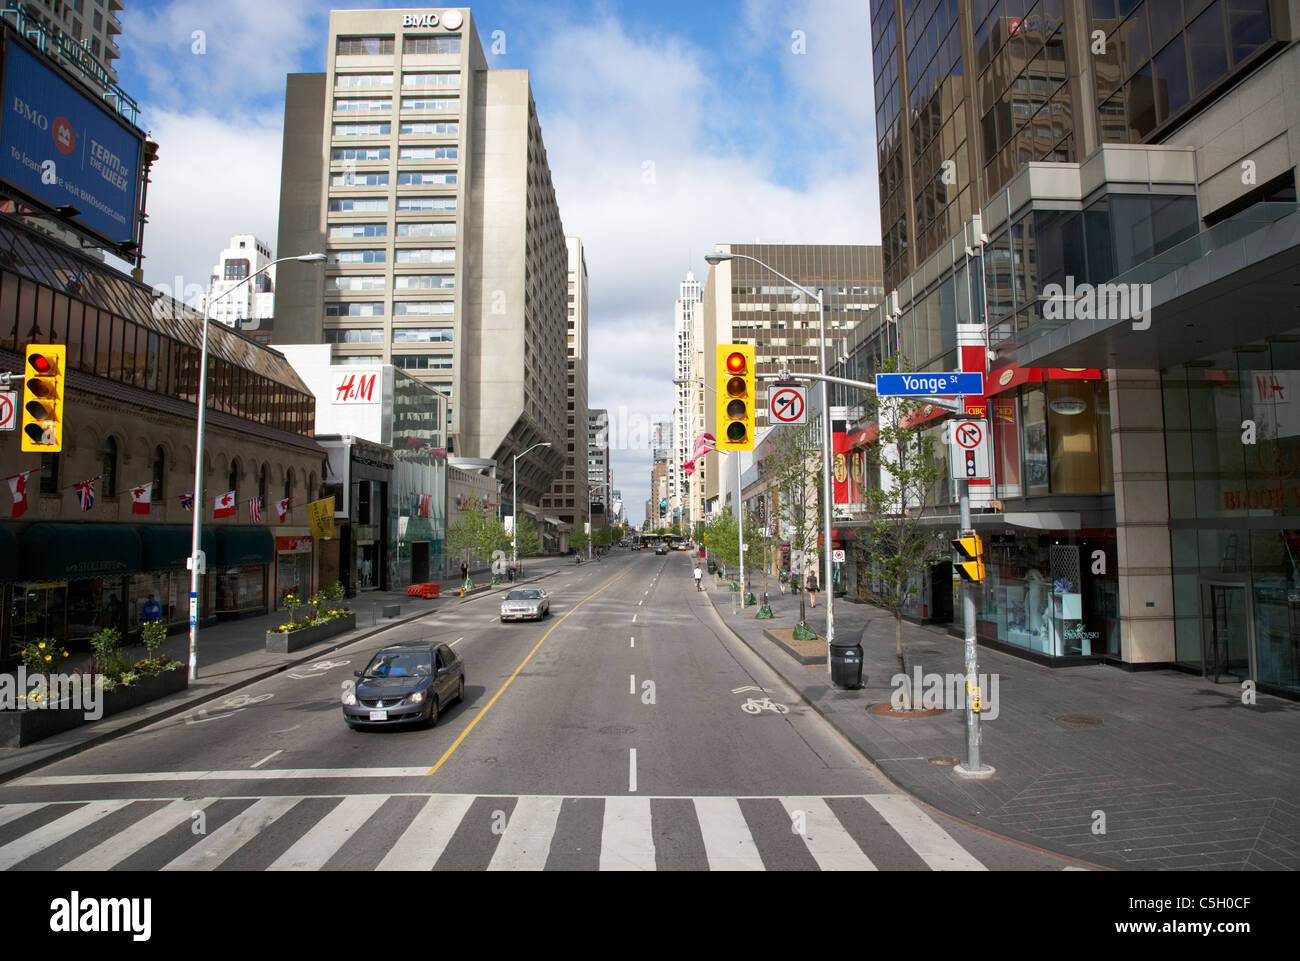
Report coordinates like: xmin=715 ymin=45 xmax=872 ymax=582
xmin=369 ymin=710 xmax=388 ymax=721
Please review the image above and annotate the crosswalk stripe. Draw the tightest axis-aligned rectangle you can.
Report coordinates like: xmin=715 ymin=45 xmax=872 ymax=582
xmin=781 ymin=797 xmax=877 ymax=871
xmin=694 ymin=797 xmax=764 ymax=871
xmin=864 ymin=795 xmax=987 ymax=871
xmin=0 ymin=799 xmax=133 ymax=869
xmin=376 ymin=794 xmax=474 ymax=870
xmin=487 ymin=796 xmax=563 ymax=871
xmin=600 ymin=796 xmax=655 ymax=871
xmin=59 ymin=798 xmax=217 ymax=872
xmin=267 ymin=795 xmax=388 ymax=871
xmin=0 ymin=803 xmax=45 ymax=829
xmin=161 ymin=796 xmax=301 ymax=871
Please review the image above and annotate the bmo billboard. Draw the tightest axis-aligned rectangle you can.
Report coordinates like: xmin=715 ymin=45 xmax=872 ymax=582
xmin=0 ymin=30 xmax=144 ymax=249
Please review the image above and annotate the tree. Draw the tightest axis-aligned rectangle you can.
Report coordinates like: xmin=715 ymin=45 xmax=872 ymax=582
xmin=855 ymin=356 xmax=947 ymax=706
xmin=569 ymin=526 xmax=590 ymax=553
xmin=514 ymin=514 xmax=542 ymax=557
xmin=704 ymin=508 xmax=762 ymax=578
xmin=446 ymin=505 xmax=492 ymax=577
xmin=761 ymin=422 xmax=824 ymax=635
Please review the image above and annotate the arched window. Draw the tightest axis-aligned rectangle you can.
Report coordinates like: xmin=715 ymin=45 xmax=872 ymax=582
xmin=284 ymin=468 xmax=295 ymax=504
xmin=102 ymin=437 xmax=118 ymax=498
xmin=228 ymin=458 xmax=240 ymax=496
xmin=308 ymin=472 xmax=317 ymax=501
xmin=258 ymin=465 xmax=268 ymax=504
xmin=151 ymin=445 xmax=165 ymax=501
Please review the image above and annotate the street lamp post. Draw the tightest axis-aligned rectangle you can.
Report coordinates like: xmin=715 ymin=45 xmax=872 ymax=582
xmin=512 ymin=442 xmax=553 ymax=572
xmin=188 ymin=253 xmax=326 ymax=680
xmin=705 ymin=252 xmax=835 ymax=657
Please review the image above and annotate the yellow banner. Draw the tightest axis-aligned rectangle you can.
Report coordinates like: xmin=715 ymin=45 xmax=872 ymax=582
xmin=307 ymin=496 xmax=336 ymax=540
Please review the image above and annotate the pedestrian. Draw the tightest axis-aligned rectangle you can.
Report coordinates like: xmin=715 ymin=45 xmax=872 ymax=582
xmin=778 ymin=570 xmax=787 ymax=595
xmin=807 ymin=571 xmax=819 ymax=608
xmin=141 ymin=593 xmax=162 ymax=625
xmin=460 ymin=560 xmax=468 ymax=582
xmin=694 ymin=564 xmax=703 ymax=591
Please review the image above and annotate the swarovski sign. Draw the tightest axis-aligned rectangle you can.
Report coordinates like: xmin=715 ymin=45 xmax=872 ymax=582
xmin=403 ymin=13 xmax=440 ymax=27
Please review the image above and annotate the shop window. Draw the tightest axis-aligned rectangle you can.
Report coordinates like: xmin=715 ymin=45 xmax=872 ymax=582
xmin=1023 ymin=385 xmax=1049 ymax=495
xmin=994 ymin=394 xmax=1023 ymax=498
xmin=102 ymin=437 xmax=118 ymax=498
xmin=1047 ymin=381 xmax=1102 ymax=493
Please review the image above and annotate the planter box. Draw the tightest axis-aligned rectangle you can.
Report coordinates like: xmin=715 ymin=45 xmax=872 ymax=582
xmin=0 ymin=667 xmax=190 ymax=748
xmin=266 ymin=610 xmax=356 ymax=654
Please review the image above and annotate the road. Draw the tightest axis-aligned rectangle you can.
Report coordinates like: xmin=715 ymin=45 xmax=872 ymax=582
xmin=0 ymin=550 xmax=1079 ymax=870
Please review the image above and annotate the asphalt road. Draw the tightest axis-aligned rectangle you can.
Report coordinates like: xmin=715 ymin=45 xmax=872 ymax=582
xmin=0 ymin=550 xmax=1081 ymax=870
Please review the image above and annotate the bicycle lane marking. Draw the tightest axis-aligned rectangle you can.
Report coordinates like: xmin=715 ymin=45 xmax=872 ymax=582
xmin=424 ymin=567 xmax=632 ymax=777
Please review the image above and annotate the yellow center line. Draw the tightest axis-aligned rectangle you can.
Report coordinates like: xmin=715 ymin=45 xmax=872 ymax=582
xmin=425 ymin=567 xmax=631 ymax=776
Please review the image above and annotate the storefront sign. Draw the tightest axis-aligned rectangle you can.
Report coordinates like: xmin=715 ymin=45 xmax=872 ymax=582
xmin=333 ymin=372 xmax=378 ymax=404
xmin=275 ymin=535 xmax=313 ymax=553
xmin=1050 ymin=398 xmax=1088 ymax=415
xmin=1223 ymin=487 xmax=1300 ymax=511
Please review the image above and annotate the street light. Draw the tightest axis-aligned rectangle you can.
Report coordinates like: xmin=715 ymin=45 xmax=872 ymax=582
xmin=187 ymin=253 xmax=326 ymax=681
xmin=512 ymin=442 xmax=552 ymax=572
xmin=704 ymin=251 xmax=836 ymax=657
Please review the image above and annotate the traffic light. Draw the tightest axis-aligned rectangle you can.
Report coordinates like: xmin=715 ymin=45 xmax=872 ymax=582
xmin=951 ymin=532 xmax=985 ymax=583
xmin=716 ymin=344 xmax=755 ymax=452
xmin=21 ymin=345 xmax=65 ymax=453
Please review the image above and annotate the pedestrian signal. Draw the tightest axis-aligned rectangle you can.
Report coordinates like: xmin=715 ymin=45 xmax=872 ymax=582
xmin=952 ymin=533 xmax=985 ymax=583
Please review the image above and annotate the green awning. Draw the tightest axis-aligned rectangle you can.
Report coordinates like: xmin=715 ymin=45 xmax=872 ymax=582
xmin=215 ymin=526 xmax=274 ymax=567
xmin=20 ymin=523 xmax=142 ymax=580
xmin=139 ymin=524 xmax=216 ymax=571
xmin=0 ymin=525 xmax=17 ymax=581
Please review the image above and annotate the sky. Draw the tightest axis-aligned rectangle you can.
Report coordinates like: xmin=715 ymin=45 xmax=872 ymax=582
xmin=113 ymin=0 xmax=880 ymax=526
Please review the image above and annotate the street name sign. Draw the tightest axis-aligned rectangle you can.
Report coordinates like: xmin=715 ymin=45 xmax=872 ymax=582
xmin=876 ymin=372 xmax=983 ymax=396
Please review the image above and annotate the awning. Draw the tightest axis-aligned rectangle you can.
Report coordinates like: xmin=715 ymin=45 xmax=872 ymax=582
xmin=817 ymin=528 xmax=862 ymax=547
xmin=0 ymin=525 xmax=17 ymax=581
xmin=985 ymin=364 xmax=1102 ymax=396
xmin=20 ymin=523 xmax=142 ymax=580
xmin=139 ymin=524 xmax=215 ymax=571
xmin=215 ymin=526 xmax=274 ymax=567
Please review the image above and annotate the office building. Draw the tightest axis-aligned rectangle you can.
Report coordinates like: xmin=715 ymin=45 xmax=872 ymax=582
xmin=3 ymin=0 xmax=124 ymax=96
xmin=275 ymin=7 xmax=567 ymax=516
xmin=206 ymin=235 xmax=276 ymax=331
xmin=588 ymin=408 xmax=610 ymax=526
xmin=672 ymin=270 xmax=703 ymax=529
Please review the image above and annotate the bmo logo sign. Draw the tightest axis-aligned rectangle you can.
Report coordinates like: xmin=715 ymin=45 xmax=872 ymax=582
xmin=403 ymin=13 xmax=440 ymax=27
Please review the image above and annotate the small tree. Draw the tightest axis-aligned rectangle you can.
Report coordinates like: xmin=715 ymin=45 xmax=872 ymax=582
xmin=569 ymin=526 xmax=590 ymax=553
xmin=514 ymin=514 xmax=542 ymax=557
xmin=762 ymin=422 xmax=823 ymax=635
xmin=446 ymin=504 xmax=492 ymax=577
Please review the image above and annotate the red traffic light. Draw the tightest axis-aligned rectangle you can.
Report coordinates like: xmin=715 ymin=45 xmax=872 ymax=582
xmin=726 ymin=352 xmax=746 ymax=373
xmin=28 ymin=353 xmax=53 ymax=374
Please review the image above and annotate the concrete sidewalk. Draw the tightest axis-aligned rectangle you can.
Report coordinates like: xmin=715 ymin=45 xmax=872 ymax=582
xmin=0 ymin=559 xmax=569 ymax=782
xmin=707 ymin=583 xmax=1300 ymax=871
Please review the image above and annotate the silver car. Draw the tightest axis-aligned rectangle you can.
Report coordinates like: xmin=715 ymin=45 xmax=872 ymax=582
xmin=500 ymin=588 xmax=550 ymax=621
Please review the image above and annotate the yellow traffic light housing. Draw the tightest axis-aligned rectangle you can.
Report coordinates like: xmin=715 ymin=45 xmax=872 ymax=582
xmin=21 ymin=345 xmax=65 ymax=453
xmin=952 ymin=532 xmax=985 ymax=583
xmin=716 ymin=344 xmax=755 ymax=452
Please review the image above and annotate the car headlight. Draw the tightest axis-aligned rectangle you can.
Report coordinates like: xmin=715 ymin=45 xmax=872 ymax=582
xmin=405 ymin=690 xmax=425 ymax=704
xmin=342 ymin=691 xmax=357 ymax=706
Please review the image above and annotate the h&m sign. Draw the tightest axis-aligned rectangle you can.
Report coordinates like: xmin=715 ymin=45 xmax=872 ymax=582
xmin=334 ymin=372 xmax=378 ymax=404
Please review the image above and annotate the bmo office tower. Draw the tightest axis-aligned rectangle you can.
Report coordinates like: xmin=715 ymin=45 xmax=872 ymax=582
xmin=277 ymin=8 xmax=568 ymax=510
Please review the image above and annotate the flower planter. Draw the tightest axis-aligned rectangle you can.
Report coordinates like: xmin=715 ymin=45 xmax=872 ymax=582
xmin=265 ymin=610 xmax=356 ymax=654
xmin=0 ymin=667 xmax=189 ymax=748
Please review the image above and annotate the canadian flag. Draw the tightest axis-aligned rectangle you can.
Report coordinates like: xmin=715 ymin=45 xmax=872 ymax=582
xmin=277 ymin=498 xmax=290 ymax=523
xmin=214 ymin=490 xmax=236 ymax=519
xmin=131 ymin=482 xmax=152 ymax=515
xmin=6 ymin=470 xmax=33 ymax=519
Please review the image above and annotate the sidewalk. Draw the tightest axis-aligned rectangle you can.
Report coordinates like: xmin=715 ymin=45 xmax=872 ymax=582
xmin=0 ymin=559 xmax=569 ymax=782
xmin=707 ymin=582 xmax=1300 ymax=871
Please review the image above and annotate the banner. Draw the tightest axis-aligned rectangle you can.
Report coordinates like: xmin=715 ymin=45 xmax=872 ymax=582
xmin=307 ymin=496 xmax=336 ymax=540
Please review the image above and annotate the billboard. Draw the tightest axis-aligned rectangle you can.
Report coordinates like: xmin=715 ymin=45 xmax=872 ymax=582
xmin=0 ymin=32 xmax=143 ymax=249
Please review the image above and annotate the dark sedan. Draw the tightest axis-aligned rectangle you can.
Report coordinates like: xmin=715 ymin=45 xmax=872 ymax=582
xmin=342 ymin=643 xmax=464 ymax=729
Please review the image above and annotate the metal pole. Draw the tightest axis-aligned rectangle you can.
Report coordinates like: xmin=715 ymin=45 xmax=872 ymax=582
xmin=736 ymin=451 xmax=744 ymax=602
xmin=186 ymin=290 xmax=212 ymax=681
xmin=512 ymin=453 xmax=518 ymax=572
xmin=955 ymin=476 xmax=993 ymax=777
xmin=817 ymin=290 xmax=835 ymax=668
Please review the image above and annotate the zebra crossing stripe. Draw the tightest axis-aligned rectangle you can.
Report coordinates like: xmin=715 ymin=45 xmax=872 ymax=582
xmin=600 ymin=796 xmax=655 ymax=871
xmin=0 ymin=803 xmax=44 ymax=830
xmin=268 ymin=794 xmax=388 ymax=871
xmin=487 ymin=796 xmax=564 ymax=871
xmin=864 ymin=795 xmax=987 ymax=871
xmin=59 ymin=798 xmax=218 ymax=872
xmin=694 ymin=797 xmax=764 ymax=871
xmin=161 ymin=796 xmax=301 ymax=871
xmin=0 ymin=799 xmax=133 ymax=869
xmin=781 ymin=797 xmax=877 ymax=871
xmin=376 ymin=794 xmax=475 ymax=870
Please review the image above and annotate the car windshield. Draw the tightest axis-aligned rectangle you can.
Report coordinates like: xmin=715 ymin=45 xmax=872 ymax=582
xmin=506 ymin=590 xmax=541 ymax=600
xmin=364 ymin=651 xmax=433 ymax=678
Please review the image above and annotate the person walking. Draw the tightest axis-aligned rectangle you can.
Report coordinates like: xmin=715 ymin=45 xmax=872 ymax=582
xmin=807 ymin=571 xmax=820 ymax=609
xmin=141 ymin=593 xmax=162 ymax=626
xmin=694 ymin=564 xmax=703 ymax=591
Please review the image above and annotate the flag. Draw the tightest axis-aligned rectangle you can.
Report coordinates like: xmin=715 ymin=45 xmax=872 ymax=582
xmin=6 ymin=470 xmax=34 ymax=519
xmin=180 ymin=492 xmax=195 ymax=512
xmin=75 ymin=476 xmax=98 ymax=512
xmin=276 ymin=498 xmax=290 ymax=523
xmin=249 ymin=496 xmax=263 ymax=523
xmin=418 ymin=494 xmax=431 ymax=518
xmin=131 ymin=482 xmax=152 ymax=515
xmin=214 ymin=490 xmax=236 ymax=518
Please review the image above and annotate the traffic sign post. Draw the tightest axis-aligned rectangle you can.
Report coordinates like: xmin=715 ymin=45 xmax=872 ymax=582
xmin=0 ymin=390 xmax=15 ymax=431
xmin=876 ymin=372 xmax=984 ymax=397
xmin=769 ymin=384 xmax=807 ymax=425
xmin=949 ymin=418 xmax=990 ymax=480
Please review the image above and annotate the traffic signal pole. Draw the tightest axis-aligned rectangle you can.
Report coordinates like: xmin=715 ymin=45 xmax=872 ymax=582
xmin=955 ymin=478 xmax=992 ymax=778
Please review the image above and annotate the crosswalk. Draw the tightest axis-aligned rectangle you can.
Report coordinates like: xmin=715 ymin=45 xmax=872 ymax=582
xmin=0 ymin=792 xmax=986 ymax=871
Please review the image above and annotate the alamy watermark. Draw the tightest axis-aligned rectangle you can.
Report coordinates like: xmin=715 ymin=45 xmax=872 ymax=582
xmin=0 ymin=668 xmax=103 ymax=720
xmin=890 ymin=667 xmax=1000 ymax=719
xmin=1041 ymin=278 xmax=1152 ymax=331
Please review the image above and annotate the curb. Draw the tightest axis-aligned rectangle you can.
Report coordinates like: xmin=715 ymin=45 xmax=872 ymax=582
xmin=703 ymin=592 xmax=1117 ymax=871
xmin=761 ymin=628 xmax=826 ymax=666
xmin=0 ymin=566 xmax=564 ymax=784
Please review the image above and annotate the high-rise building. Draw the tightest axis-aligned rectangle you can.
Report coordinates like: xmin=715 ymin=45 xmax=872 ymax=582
xmin=3 ymin=0 xmax=125 ymax=95
xmin=672 ymin=270 xmax=702 ymax=529
xmin=207 ymin=235 xmax=276 ymax=330
xmin=588 ymin=408 xmax=610 ymax=526
xmin=539 ymin=237 xmax=591 ymax=546
xmin=276 ymin=8 xmax=567 ymax=512
xmin=847 ymin=1 xmax=1299 ymax=696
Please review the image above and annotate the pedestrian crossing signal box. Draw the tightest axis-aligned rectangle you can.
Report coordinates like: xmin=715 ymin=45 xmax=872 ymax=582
xmin=952 ymin=533 xmax=985 ymax=583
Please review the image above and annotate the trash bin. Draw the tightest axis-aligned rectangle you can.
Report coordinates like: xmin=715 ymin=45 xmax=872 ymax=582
xmin=830 ymin=641 xmax=864 ymax=689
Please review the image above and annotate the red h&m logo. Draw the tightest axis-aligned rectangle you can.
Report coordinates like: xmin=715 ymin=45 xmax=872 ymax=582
xmin=335 ymin=373 xmax=377 ymax=402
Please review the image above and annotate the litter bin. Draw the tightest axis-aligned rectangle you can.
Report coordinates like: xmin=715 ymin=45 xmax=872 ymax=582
xmin=830 ymin=641 xmax=864 ymax=689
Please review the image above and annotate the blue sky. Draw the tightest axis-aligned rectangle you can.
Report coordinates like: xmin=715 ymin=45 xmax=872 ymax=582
xmin=115 ymin=0 xmax=878 ymax=524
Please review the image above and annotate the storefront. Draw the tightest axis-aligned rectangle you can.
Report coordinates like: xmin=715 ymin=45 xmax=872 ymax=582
xmin=213 ymin=527 xmax=272 ymax=618
xmin=275 ymin=532 xmax=315 ymax=605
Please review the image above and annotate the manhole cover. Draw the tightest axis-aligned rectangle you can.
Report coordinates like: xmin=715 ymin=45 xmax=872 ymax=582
xmin=598 ymin=725 xmax=637 ymax=735
xmin=869 ymin=703 xmax=946 ymax=718
xmin=1056 ymin=714 xmax=1102 ymax=727
xmin=928 ymin=756 xmax=959 ymax=766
